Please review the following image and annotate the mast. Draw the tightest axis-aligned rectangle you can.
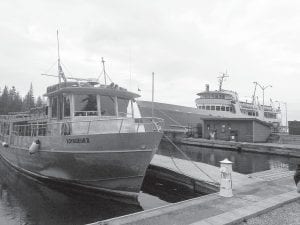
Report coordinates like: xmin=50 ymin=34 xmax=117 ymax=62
xmin=218 ymin=72 xmax=229 ymax=91
xmin=101 ymin=57 xmax=107 ymax=85
xmin=57 ymin=30 xmax=67 ymax=86
xmin=151 ymin=72 xmax=154 ymax=120
xmin=252 ymin=82 xmax=258 ymax=105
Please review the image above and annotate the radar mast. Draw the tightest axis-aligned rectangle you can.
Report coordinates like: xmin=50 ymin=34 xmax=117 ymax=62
xmin=218 ymin=71 xmax=229 ymax=91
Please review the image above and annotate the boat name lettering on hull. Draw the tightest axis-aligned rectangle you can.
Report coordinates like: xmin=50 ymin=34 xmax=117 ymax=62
xmin=66 ymin=138 xmax=90 ymax=144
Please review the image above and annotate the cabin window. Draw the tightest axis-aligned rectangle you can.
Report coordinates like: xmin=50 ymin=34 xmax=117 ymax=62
xmin=226 ymin=107 xmax=229 ymax=111
xmin=74 ymin=94 xmax=98 ymax=116
xmin=221 ymin=125 xmax=225 ymax=133
xmin=230 ymin=107 xmax=233 ymax=112
xmin=63 ymin=95 xmax=71 ymax=117
xmin=211 ymin=106 xmax=215 ymax=110
xmin=117 ymin=98 xmax=131 ymax=117
xmin=51 ymin=97 xmax=58 ymax=118
xmin=201 ymin=106 xmax=205 ymax=109
xmin=221 ymin=106 xmax=225 ymax=111
xmin=100 ymin=95 xmax=116 ymax=116
xmin=216 ymin=106 xmax=220 ymax=111
xmin=205 ymin=105 xmax=210 ymax=110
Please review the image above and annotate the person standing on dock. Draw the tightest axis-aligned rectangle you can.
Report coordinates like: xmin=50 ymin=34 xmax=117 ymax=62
xmin=295 ymin=164 xmax=300 ymax=193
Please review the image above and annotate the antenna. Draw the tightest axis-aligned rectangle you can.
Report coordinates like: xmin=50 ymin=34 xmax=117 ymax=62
xmin=152 ymin=72 xmax=154 ymax=120
xmin=57 ymin=30 xmax=61 ymax=85
xmin=217 ymin=71 xmax=229 ymax=91
xmin=101 ymin=57 xmax=107 ymax=85
xmin=252 ymin=81 xmax=258 ymax=105
xmin=56 ymin=30 xmax=67 ymax=85
xmin=97 ymin=57 xmax=113 ymax=85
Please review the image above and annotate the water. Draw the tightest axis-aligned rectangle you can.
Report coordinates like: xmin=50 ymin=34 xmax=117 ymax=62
xmin=158 ymin=140 xmax=299 ymax=174
xmin=0 ymin=155 xmax=199 ymax=225
xmin=1 ymin=141 xmax=298 ymax=225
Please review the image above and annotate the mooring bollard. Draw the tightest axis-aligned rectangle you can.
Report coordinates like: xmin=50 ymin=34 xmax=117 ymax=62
xmin=219 ymin=158 xmax=233 ymax=197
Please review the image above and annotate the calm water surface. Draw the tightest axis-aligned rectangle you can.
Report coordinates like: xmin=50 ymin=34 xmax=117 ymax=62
xmin=158 ymin=140 xmax=299 ymax=174
xmin=0 ymin=152 xmax=199 ymax=225
xmin=1 ymin=140 xmax=298 ymax=225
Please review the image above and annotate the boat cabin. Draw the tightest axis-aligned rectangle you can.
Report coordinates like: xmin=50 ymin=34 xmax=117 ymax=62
xmin=45 ymin=81 xmax=140 ymax=121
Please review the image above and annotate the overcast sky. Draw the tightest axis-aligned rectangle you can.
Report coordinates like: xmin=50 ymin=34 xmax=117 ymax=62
xmin=0 ymin=0 xmax=299 ymax=121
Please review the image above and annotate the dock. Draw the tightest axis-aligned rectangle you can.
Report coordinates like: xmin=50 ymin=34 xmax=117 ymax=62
xmin=89 ymin=155 xmax=299 ymax=225
xmin=179 ymin=137 xmax=300 ymax=158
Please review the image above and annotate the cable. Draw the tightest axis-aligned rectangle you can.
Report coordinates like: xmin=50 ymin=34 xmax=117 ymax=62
xmin=43 ymin=60 xmax=57 ymax=74
xmin=163 ymin=134 xmax=218 ymax=184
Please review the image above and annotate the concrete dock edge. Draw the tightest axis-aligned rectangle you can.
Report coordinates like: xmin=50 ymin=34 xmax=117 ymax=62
xmin=189 ymin=191 xmax=300 ymax=225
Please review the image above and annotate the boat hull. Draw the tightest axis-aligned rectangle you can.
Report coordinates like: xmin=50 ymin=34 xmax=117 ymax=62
xmin=0 ymin=132 xmax=162 ymax=198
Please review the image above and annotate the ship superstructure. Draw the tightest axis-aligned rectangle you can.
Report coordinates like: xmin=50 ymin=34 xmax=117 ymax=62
xmin=195 ymin=74 xmax=281 ymax=125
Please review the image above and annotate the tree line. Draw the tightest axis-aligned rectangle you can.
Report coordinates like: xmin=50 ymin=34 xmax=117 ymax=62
xmin=0 ymin=83 xmax=44 ymax=115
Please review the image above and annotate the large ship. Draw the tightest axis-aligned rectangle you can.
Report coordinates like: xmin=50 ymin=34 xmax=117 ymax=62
xmin=138 ymin=74 xmax=281 ymax=132
xmin=0 ymin=35 xmax=163 ymax=201
xmin=195 ymin=74 xmax=281 ymax=126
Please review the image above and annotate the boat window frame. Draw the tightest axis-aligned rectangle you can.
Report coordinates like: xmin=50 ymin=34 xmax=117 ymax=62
xmin=73 ymin=94 xmax=98 ymax=117
xmin=63 ymin=94 xmax=71 ymax=118
xmin=51 ymin=96 xmax=58 ymax=119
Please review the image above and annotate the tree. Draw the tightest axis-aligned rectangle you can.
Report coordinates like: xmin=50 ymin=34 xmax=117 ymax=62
xmin=0 ymin=86 xmax=9 ymax=114
xmin=23 ymin=83 xmax=35 ymax=111
xmin=36 ymin=96 xmax=44 ymax=107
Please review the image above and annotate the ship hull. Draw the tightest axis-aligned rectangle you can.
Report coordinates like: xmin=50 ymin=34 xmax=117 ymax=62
xmin=0 ymin=132 xmax=162 ymax=199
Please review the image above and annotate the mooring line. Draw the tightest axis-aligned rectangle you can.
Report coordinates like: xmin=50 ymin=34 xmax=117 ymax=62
xmin=163 ymin=134 xmax=218 ymax=184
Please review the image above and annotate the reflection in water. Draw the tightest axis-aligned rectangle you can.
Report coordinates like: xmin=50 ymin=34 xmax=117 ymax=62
xmin=158 ymin=140 xmax=298 ymax=174
xmin=0 ymin=159 xmax=142 ymax=225
xmin=0 ymin=152 xmax=201 ymax=225
xmin=1 ymin=140 xmax=296 ymax=225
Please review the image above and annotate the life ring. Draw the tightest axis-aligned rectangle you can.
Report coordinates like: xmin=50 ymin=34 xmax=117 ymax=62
xmin=61 ymin=122 xmax=71 ymax=135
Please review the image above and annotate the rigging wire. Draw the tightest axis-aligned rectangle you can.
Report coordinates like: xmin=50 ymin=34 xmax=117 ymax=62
xmin=43 ymin=60 xmax=58 ymax=75
xmin=163 ymin=134 xmax=218 ymax=184
xmin=61 ymin=61 xmax=74 ymax=78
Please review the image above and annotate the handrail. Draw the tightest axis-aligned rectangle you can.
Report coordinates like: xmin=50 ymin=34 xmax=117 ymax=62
xmin=10 ymin=116 xmax=164 ymax=137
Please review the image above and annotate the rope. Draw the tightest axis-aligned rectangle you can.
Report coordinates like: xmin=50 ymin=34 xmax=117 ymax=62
xmin=61 ymin=62 xmax=74 ymax=78
xmin=167 ymin=147 xmax=187 ymax=176
xmin=163 ymin=134 xmax=218 ymax=184
xmin=43 ymin=60 xmax=57 ymax=74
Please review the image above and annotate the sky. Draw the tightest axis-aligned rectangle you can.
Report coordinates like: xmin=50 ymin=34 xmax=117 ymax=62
xmin=0 ymin=0 xmax=299 ymax=122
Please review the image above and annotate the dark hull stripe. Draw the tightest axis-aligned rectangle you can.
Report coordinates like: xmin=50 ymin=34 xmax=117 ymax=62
xmin=11 ymin=145 xmax=152 ymax=154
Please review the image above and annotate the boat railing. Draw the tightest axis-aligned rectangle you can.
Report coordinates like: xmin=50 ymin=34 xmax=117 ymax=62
xmin=11 ymin=117 xmax=164 ymax=137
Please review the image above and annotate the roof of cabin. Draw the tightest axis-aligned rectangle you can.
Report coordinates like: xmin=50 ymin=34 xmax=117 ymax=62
xmin=196 ymin=90 xmax=237 ymax=96
xmin=44 ymin=82 xmax=140 ymax=99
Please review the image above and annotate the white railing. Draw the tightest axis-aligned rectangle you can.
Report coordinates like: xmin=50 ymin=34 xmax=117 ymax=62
xmin=12 ymin=117 xmax=164 ymax=137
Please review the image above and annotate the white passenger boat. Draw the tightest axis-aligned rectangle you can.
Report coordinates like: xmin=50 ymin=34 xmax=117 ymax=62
xmin=0 ymin=36 xmax=163 ymax=201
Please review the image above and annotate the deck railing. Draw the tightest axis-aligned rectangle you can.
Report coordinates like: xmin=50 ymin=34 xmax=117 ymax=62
xmin=11 ymin=117 xmax=164 ymax=137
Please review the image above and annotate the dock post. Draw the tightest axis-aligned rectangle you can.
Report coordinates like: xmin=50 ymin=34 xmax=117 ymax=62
xmin=219 ymin=158 xmax=233 ymax=197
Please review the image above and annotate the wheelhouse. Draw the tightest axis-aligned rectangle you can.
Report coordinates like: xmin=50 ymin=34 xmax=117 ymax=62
xmin=46 ymin=82 xmax=140 ymax=121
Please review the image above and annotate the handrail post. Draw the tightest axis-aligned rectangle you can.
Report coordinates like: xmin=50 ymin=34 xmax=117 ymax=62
xmin=87 ymin=121 xmax=91 ymax=134
xmin=136 ymin=120 xmax=140 ymax=133
xmin=119 ymin=119 xmax=124 ymax=133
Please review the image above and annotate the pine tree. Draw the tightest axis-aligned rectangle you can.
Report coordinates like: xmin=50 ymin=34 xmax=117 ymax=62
xmin=36 ymin=96 xmax=44 ymax=107
xmin=23 ymin=83 xmax=35 ymax=111
xmin=0 ymin=86 xmax=9 ymax=114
